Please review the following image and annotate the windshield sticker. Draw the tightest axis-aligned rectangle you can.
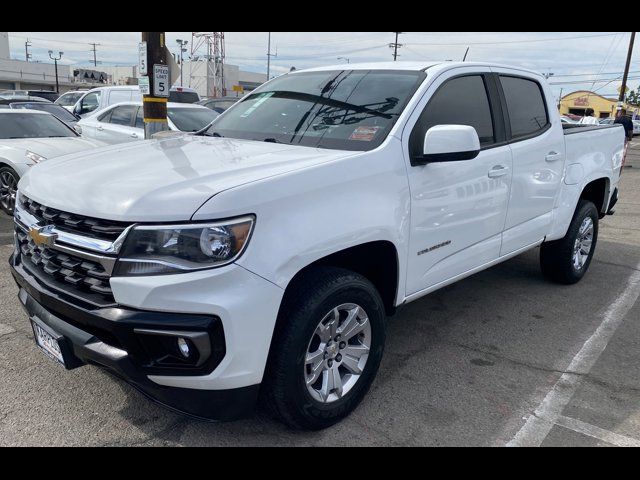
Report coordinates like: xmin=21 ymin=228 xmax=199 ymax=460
xmin=349 ymin=126 xmax=381 ymax=141
xmin=240 ymin=91 xmax=275 ymax=118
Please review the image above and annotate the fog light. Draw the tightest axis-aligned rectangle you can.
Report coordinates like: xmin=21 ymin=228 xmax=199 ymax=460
xmin=177 ymin=337 xmax=190 ymax=358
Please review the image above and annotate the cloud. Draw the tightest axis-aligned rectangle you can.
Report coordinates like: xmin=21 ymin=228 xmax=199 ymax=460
xmin=7 ymin=32 xmax=639 ymax=98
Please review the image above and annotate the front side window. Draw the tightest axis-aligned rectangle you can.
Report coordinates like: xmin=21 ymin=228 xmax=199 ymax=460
xmin=81 ymin=92 xmax=101 ymax=113
xmin=108 ymin=105 xmax=136 ymax=126
xmin=499 ymin=76 xmax=549 ymax=139
xmin=0 ymin=113 xmax=76 ymax=139
xmin=202 ymin=69 xmax=425 ymax=151
xmin=410 ymin=75 xmax=495 ymax=158
xmin=55 ymin=92 xmax=85 ymax=106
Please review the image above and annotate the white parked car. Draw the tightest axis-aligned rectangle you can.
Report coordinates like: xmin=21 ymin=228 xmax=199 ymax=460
xmin=0 ymin=110 xmax=103 ymax=215
xmin=11 ymin=61 xmax=624 ymax=429
xmin=77 ymin=101 xmax=219 ymax=144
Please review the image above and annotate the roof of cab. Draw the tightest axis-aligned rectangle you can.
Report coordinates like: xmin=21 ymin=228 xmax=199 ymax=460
xmin=295 ymin=61 xmax=544 ymax=79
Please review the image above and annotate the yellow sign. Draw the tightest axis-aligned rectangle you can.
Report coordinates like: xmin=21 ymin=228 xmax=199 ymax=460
xmin=232 ymin=85 xmax=244 ymax=92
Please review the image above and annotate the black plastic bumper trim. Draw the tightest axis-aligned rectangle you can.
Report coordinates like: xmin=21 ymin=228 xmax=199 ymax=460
xmin=10 ymin=254 xmax=257 ymax=421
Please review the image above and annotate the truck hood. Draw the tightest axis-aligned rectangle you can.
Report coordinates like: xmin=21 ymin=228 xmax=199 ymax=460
xmin=1 ymin=137 xmax=103 ymax=161
xmin=19 ymin=134 xmax=359 ymax=222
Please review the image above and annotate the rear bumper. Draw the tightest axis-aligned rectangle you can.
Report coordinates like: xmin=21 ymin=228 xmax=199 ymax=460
xmin=10 ymin=254 xmax=259 ymax=421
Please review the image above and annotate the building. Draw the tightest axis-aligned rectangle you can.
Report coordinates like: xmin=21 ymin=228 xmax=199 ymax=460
xmin=181 ymin=60 xmax=267 ymax=98
xmin=0 ymin=32 xmax=104 ymax=92
xmin=559 ymin=90 xmax=639 ymax=118
xmin=0 ymin=33 xmax=266 ymax=96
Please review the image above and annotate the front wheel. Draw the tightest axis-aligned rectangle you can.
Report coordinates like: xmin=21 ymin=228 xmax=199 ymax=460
xmin=540 ymin=199 xmax=599 ymax=284
xmin=262 ymin=267 xmax=386 ymax=430
xmin=0 ymin=166 xmax=19 ymax=216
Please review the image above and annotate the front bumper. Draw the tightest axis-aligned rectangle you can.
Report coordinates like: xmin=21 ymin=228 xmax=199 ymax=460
xmin=10 ymin=254 xmax=260 ymax=421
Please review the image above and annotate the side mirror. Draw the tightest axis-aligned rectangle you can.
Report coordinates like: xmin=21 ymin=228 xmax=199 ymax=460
xmin=413 ymin=125 xmax=481 ymax=166
xmin=73 ymin=102 xmax=82 ymax=116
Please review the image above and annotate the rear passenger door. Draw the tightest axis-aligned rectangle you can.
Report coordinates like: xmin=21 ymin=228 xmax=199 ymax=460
xmin=97 ymin=105 xmax=138 ymax=144
xmin=492 ymin=70 xmax=566 ymax=255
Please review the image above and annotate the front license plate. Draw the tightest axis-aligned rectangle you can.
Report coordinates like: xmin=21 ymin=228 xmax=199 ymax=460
xmin=31 ymin=319 xmax=66 ymax=366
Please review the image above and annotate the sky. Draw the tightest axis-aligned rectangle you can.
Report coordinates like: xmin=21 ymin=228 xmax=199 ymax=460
xmin=7 ymin=32 xmax=640 ymax=102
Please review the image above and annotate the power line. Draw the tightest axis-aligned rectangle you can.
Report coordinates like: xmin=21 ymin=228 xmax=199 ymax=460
xmin=406 ymin=32 xmax=621 ymax=46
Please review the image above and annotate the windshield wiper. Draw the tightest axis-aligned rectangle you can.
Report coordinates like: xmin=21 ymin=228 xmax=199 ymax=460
xmin=199 ymin=130 xmax=224 ymax=137
xmin=262 ymin=137 xmax=284 ymax=144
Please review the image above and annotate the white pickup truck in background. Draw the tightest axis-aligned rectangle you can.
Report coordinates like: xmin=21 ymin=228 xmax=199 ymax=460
xmin=10 ymin=61 xmax=623 ymax=430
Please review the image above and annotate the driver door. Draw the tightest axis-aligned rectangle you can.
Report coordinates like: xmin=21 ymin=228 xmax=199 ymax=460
xmin=403 ymin=70 xmax=513 ymax=295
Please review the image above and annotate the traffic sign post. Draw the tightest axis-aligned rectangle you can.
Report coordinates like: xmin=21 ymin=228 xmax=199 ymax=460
xmin=141 ymin=32 xmax=169 ymax=139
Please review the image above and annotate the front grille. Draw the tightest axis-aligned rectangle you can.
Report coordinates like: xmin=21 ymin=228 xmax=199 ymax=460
xmin=21 ymin=196 xmax=129 ymax=242
xmin=16 ymin=228 xmax=115 ymax=303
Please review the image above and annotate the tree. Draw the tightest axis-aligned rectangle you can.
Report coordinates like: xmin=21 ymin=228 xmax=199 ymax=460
xmin=626 ymin=87 xmax=640 ymax=106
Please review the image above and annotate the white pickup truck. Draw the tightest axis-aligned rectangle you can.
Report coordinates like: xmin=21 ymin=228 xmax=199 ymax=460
xmin=10 ymin=61 xmax=624 ymax=430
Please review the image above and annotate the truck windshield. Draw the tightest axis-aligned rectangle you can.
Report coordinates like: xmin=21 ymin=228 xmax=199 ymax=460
xmin=0 ymin=113 xmax=77 ymax=139
xmin=202 ymin=69 xmax=425 ymax=151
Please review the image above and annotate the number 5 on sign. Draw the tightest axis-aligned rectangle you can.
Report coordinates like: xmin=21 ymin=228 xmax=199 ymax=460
xmin=153 ymin=64 xmax=169 ymax=97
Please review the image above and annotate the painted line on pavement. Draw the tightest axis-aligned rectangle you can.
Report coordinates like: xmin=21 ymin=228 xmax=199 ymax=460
xmin=507 ymin=262 xmax=640 ymax=446
xmin=555 ymin=415 xmax=640 ymax=447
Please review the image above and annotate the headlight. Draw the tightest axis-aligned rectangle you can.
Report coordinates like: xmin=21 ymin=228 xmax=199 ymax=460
xmin=113 ymin=216 xmax=254 ymax=276
xmin=25 ymin=150 xmax=46 ymax=164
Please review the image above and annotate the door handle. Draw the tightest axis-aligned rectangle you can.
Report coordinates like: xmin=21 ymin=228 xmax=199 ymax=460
xmin=130 ymin=133 xmax=138 ymax=138
xmin=488 ymin=165 xmax=509 ymax=178
xmin=545 ymin=151 xmax=562 ymax=162
xmin=96 ymin=126 xmax=104 ymax=131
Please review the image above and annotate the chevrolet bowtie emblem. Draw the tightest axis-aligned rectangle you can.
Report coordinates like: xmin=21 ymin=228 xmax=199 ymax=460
xmin=29 ymin=225 xmax=57 ymax=248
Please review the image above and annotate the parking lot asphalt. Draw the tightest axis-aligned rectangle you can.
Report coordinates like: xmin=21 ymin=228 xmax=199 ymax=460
xmin=0 ymin=161 xmax=639 ymax=446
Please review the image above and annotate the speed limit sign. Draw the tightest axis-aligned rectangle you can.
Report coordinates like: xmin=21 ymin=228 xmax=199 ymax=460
xmin=153 ymin=64 xmax=169 ymax=97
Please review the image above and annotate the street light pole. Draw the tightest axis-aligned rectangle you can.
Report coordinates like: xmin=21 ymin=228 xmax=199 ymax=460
xmin=48 ymin=50 xmax=63 ymax=93
xmin=176 ymin=39 xmax=188 ymax=86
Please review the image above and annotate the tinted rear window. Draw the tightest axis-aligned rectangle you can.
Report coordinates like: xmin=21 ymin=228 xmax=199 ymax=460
xmin=168 ymin=107 xmax=219 ymax=131
xmin=0 ymin=113 xmax=76 ymax=139
xmin=499 ymin=76 xmax=549 ymax=139
xmin=169 ymin=91 xmax=200 ymax=103
xmin=11 ymin=102 xmax=77 ymax=123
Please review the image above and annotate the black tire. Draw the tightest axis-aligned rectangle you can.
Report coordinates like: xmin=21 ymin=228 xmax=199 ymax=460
xmin=540 ymin=199 xmax=599 ymax=284
xmin=0 ymin=165 xmax=19 ymax=216
xmin=261 ymin=266 xmax=386 ymax=430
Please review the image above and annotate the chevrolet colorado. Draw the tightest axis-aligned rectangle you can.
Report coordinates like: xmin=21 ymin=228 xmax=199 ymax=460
xmin=10 ymin=62 xmax=624 ymax=430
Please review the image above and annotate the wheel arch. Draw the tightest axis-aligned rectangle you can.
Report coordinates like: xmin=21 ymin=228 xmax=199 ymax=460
xmin=279 ymin=240 xmax=400 ymax=319
xmin=579 ymin=176 xmax=610 ymax=217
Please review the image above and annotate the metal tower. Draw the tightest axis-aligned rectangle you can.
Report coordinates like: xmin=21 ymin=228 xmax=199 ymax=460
xmin=189 ymin=32 xmax=226 ymax=98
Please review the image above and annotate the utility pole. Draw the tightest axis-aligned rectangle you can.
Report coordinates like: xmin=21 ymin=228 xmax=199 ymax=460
xmin=25 ymin=39 xmax=32 ymax=62
xmin=267 ymin=32 xmax=271 ymax=80
xmin=141 ymin=32 xmax=169 ymax=138
xmin=176 ymin=39 xmax=188 ymax=86
xmin=390 ymin=32 xmax=403 ymax=61
xmin=48 ymin=50 xmax=63 ymax=93
xmin=89 ymin=43 xmax=100 ymax=67
xmin=619 ymin=32 xmax=636 ymax=104
xmin=558 ymin=88 xmax=563 ymax=110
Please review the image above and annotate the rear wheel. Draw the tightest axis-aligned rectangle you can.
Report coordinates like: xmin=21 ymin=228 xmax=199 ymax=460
xmin=540 ymin=199 xmax=599 ymax=284
xmin=0 ymin=166 xmax=19 ymax=216
xmin=262 ymin=267 xmax=386 ymax=430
